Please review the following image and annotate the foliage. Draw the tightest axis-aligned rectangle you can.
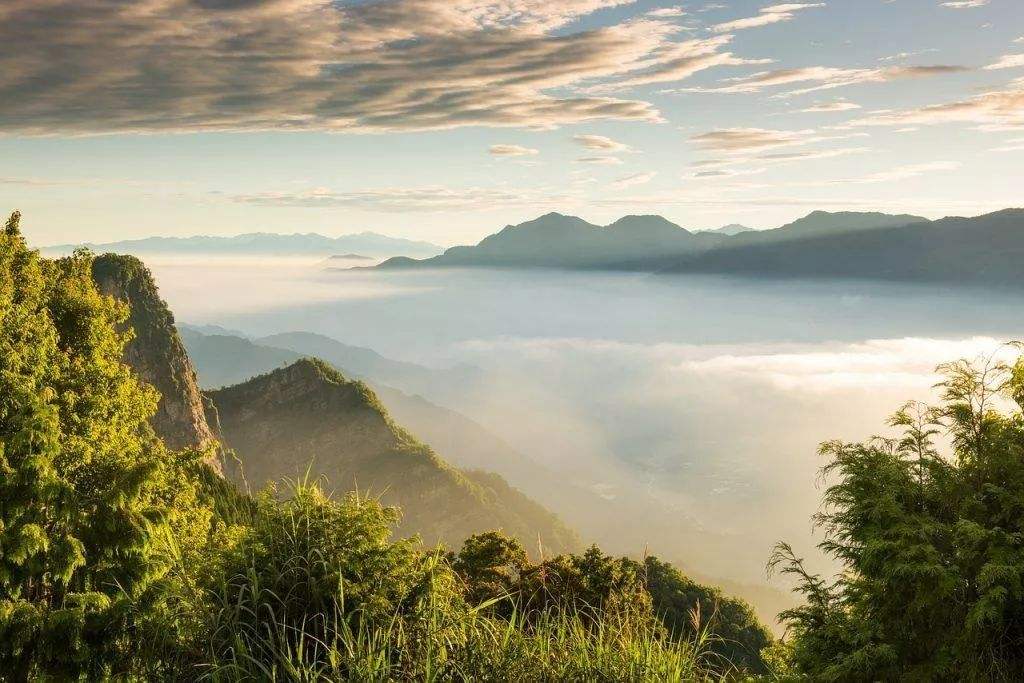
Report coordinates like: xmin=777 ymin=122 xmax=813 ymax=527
xmin=773 ymin=349 xmax=1024 ymax=681
xmin=1 ymin=214 xmax=772 ymax=680
xmin=449 ymin=532 xmax=771 ymax=675
xmin=0 ymin=212 xmax=213 ymax=679
xmin=195 ymin=482 xmax=716 ymax=682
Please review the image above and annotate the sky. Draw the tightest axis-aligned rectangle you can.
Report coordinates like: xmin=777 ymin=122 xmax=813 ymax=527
xmin=1 ymin=0 xmax=1023 ymax=247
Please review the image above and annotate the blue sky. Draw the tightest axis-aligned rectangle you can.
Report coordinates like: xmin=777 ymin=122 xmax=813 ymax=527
xmin=1 ymin=0 xmax=1022 ymax=246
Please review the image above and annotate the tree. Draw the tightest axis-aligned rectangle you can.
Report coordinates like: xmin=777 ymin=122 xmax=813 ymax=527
xmin=772 ymin=349 xmax=1024 ymax=681
xmin=0 ymin=212 xmax=209 ymax=679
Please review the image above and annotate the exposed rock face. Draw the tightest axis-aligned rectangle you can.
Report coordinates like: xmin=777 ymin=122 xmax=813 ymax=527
xmin=208 ymin=358 xmax=578 ymax=553
xmin=91 ymin=254 xmax=220 ymax=467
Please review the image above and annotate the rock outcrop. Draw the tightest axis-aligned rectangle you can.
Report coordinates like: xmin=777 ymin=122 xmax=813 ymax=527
xmin=91 ymin=254 xmax=220 ymax=467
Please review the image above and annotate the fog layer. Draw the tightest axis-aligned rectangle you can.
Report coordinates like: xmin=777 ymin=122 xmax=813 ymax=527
xmin=149 ymin=257 xmax=1021 ymax=588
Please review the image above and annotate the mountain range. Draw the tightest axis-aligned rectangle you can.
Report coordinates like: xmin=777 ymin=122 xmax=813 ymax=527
xmin=46 ymin=231 xmax=444 ymax=259
xmin=378 ymin=209 xmax=1024 ymax=287
xmin=93 ymin=256 xmax=577 ymax=554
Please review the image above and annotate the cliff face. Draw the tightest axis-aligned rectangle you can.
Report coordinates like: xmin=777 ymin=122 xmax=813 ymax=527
xmin=91 ymin=254 xmax=220 ymax=464
xmin=208 ymin=359 xmax=578 ymax=553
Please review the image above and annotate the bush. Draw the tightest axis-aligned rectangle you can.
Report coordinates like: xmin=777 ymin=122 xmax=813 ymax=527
xmin=773 ymin=349 xmax=1024 ymax=681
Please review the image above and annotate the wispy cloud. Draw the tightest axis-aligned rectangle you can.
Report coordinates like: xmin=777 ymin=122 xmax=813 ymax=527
xmin=836 ymin=161 xmax=961 ymax=184
xmin=689 ymin=127 xmax=822 ymax=153
xmin=845 ymin=78 xmax=1024 ymax=129
xmin=710 ymin=3 xmax=825 ymax=34
xmin=799 ymin=101 xmax=862 ymax=113
xmin=576 ymin=156 xmax=626 ymax=165
xmin=674 ymin=64 xmax=968 ymax=96
xmin=573 ymin=135 xmax=632 ymax=152
xmin=611 ymin=171 xmax=657 ymax=189
xmin=984 ymin=54 xmax=1024 ymax=71
xmin=232 ymin=185 xmax=573 ymax=212
xmin=489 ymin=144 xmax=540 ymax=157
xmin=940 ymin=0 xmax=989 ymax=8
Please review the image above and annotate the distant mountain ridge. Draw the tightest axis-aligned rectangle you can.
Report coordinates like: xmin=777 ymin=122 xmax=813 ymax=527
xmin=669 ymin=208 xmax=1024 ymax=285
xmin=377 ymin=208 xmax=1024 ymax=287
xmin=706 ymin=224 xmax=754 ymax=236
xmin=379 ymin=212 xmax=724 ymax=269
xmin=46 ymin=231 xmax=444 ymax=259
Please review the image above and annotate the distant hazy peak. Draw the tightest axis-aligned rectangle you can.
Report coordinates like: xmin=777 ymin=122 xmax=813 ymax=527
xmin=707 ymin=224 xmax=754 ymax=236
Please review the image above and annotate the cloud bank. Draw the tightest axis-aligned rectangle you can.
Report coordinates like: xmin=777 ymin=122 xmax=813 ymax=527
xmin=0 ymin=0 xmax=775 ymax=135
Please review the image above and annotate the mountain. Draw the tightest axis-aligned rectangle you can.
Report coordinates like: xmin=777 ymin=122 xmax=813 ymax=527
xmin=380 ymin=213 xmax=723 ymax=269
xmin=46 ymin=232 xmax=444 ymax=259
xmin=378 ymin=210 xmax=929 ymax=272
xmin=91 ymin=254 xmax=221 ymax=462
xmin=327 ymin=253 xmax=374 ymax=261
xmin=707 ymin=224 xmax=754 ymax=236
xmin=739 ymin=210 xmax=929 ymax=244
xmin=374 ymin=209 xmax=1024 ymax=288
xmin=178 ymin=327 xmax=551 ymax=488
xmin=177 ymin=326 xmax=794 ymax=625
xmin=179 ymin=328 xmax=303 ymax=388
xmin=208 ymin=359 xmax=579 ymax=552
xmin=665 ymin=208 xmax=1024 ymax=285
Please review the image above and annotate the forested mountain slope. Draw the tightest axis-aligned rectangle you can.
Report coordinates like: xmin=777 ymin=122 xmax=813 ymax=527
xmin=208 ymin=359 xmax=579 ymax=553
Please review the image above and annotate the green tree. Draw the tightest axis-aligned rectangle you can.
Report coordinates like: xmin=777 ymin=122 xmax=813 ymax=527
xmin=0 ymin=212 xmax=210 ymax=679
xmin=772 ymin=349 xmax=1024 ymax=681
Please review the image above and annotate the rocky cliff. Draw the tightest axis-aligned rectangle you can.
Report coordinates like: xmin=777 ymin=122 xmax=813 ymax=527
xmin=91 ymin=254 xmax=220 ymax=465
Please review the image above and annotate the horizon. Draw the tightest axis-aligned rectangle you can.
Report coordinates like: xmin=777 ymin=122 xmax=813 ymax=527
xmin=3 ymin=1 xmax=1022 ymax=246
xmin=35 ymin=205 xmax=1024 ymax=250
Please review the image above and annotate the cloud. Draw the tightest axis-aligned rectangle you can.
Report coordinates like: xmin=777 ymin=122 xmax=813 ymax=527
xmin=676 ymin=64 xmax=968 ymax=95
xmin=690 ymin=146 xmax=869 ymax=176
xmin=940 ymin=0 xmax=989 ymax=7
xmin=799 ymin=101 xmax=862 ymax=113
xmin=0 ymin=0 xmax=763 ymax=135
xmin=815 ymin=161 xmax=961 ymax=185
xmin=756 ymin=146 xmax=870 ymax=163
xmin=689 ymin=127 xmax=820 ymax=153
xmin=232 ymin=184 xmax=571 ymax=212
xmin=984 ymin=54 xmax=1024 ymax=71
xmin=710 ymin=3 xmax=825 ymax=34
xmin=646 ymin=6 xmax=687 ymax=18
xmin=489 ymin=144 xmax=540 ymax=157
xmin=610 ymin=171 xmax=657 ymax=189
xmin=688 ymin=167 xmax=766 ymax=178
xmin=846 ymin=78 xmax=1024 ymax=128
xmin=573 ymin=134 xmax=632 ymax=152
xmin=590 ymin=35 xmax=774 ymax=92
xmin=576 ymin=156 xmax=626 ymax=165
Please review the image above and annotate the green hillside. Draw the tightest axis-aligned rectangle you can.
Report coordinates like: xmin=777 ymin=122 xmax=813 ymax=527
xmin=208 ymin=358 xmax=579 ymax=554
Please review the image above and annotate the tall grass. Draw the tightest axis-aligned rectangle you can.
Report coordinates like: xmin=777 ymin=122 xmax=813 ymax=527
xmin=201 ymin=590 xmax=718 ymax=682
xmin=180 ymin=480 xmax=728 ymax=682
